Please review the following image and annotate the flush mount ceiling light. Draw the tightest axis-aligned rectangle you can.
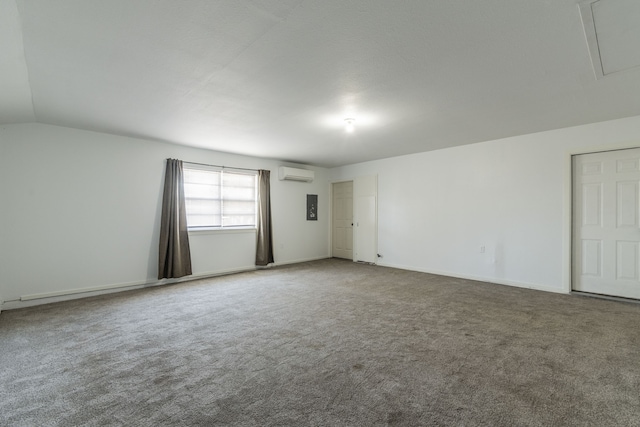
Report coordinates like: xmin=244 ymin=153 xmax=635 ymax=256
xmin=344 ymin=118 xmax=356 ymax=133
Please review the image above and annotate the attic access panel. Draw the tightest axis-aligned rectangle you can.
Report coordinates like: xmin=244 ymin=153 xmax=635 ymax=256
xmin=580 ymin=0 xmax=640 ymax=78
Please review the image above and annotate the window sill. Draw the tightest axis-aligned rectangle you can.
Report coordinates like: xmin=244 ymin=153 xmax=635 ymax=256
xmin=187 ymin=227 xmax=257 ymax=236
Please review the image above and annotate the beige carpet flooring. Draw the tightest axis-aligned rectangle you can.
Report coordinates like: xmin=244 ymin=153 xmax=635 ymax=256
xmin=1 ymin=259 xmax=640 ymax=426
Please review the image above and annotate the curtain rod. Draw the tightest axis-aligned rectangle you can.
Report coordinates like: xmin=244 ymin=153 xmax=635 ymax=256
xmin=180 ymin=160 xmax=260 ymax=173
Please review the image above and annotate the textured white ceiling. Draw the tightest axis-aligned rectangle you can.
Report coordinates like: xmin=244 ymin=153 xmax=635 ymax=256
xmin=0 ymin=0 xmax=34 ymax=123
xmin=3 ymin=0 xmax=640 ymax=167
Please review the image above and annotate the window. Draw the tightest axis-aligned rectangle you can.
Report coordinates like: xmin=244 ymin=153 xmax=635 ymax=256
xmin=183 ymin=165 xmax=258 ymax=229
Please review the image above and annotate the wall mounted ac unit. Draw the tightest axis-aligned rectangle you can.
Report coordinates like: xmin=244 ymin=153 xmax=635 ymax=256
xmin=278 ymin=166 xmax=314 ymax=182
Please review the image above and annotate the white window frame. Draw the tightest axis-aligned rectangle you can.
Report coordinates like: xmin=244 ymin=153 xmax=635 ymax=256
xmin=183 ymin=164 xmax=258 ymax=231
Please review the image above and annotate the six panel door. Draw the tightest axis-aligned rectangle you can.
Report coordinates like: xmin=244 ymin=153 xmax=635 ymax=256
xmin=573 ymin=148 xmax=640 ymax=299
xmin=332 ymin=181 xmax=353 ymax=260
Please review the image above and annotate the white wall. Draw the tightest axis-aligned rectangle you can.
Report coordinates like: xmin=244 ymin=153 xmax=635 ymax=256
xmin=0 ymin=123 xmax=329 ymax=308
xmin=4 ymin=115 xmax=640 ymax=310
xmin=330 ymin=115 xmax=640 ymax=293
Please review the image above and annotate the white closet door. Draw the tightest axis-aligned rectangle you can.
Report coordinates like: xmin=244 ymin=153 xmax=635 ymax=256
xmin=573 ymin=148 xmax=640 ymax=299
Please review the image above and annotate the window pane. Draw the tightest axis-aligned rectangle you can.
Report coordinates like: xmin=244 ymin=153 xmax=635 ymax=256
xmin=223 ymin=215 xmax=256 ymax=227
xmin=187 ymin=214 xmax=222 ymax=228
xmin=223 ymin=172 xmax=255 ymax=187
xmin=184 ymin=168 xmax=221 ymax=227
xmin=183 ymin=166 xmax=256 ymax=229
xmin=221 ymin=172 xmax=256 ymax=227
xmin=222 ymin=200 xmax=256 ymax=215
xmin=185 ymin=199 xmax=221 ymax=216
xmin=184 ymin=169 xmax=216 ymax=185
xmin=224 ymin=186 xmax=255 ymax=201
xmin=184 ymin=182 xmax=220 ymax=199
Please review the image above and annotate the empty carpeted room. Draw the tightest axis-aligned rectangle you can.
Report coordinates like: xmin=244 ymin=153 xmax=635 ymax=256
xmin=2 ymin=0 xmax=640 ymax=426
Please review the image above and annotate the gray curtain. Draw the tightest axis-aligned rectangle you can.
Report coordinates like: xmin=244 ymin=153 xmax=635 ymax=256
xmin=158 ymin=159 xmax=192 ymax=279
xmin=255 ymin=169 xmax=274 ymax=266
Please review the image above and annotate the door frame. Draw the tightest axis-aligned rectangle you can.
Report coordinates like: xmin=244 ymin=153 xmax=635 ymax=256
xmin=565 ymin=143 xmax=640 ymax=295
xmin=330 ymin=175 xmax=378 ymax=262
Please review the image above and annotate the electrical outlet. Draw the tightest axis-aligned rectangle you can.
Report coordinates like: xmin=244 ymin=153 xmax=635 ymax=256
xmin=480 ymin=246 xmax=486 ymax=253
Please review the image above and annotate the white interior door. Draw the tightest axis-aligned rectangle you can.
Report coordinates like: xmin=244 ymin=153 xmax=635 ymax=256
xmin=354 ymin=175 xmax=377 ymax=263
xmin=332 ymin=181 xmax=353 ymax=260
xmin=573 ymin=148 xmax=640 ymax=299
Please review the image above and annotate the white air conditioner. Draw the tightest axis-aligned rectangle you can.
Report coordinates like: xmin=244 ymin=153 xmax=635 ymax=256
xmin=278 ymin=166 xmax=314 ymax=182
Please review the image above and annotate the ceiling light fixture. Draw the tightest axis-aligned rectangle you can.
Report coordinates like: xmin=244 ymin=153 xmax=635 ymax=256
xmin=344 ymin=118 xmax=355 ymax=133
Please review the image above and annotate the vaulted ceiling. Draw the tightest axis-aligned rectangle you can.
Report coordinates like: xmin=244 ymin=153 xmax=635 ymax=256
xmin=2 ymin=0 xmax=640 ymax=167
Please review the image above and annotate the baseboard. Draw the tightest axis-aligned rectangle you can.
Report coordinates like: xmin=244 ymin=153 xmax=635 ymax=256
xmin=378 ymin=261 xmax=567 ymax=295
xmin=571 ymin=291 xmax=640 ymax=304
xmin=2 ymin=266 xmax=258 ymax=311
xmin=273 ymin=255 xmax=331 ymax=267
xmin=1 ymin=257 xmax=332 ymax=311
